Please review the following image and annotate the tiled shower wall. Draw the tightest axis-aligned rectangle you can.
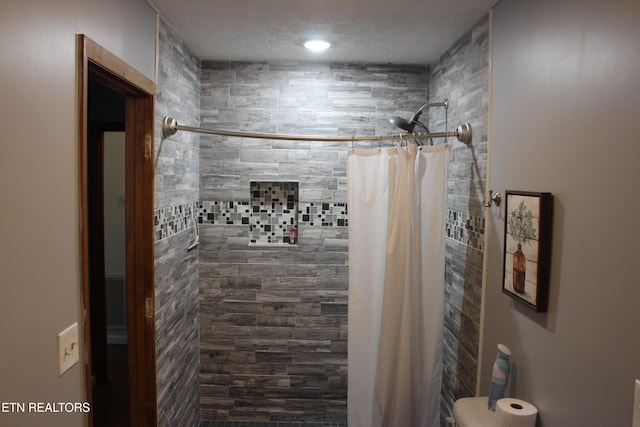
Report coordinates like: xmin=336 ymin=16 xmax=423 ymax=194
xmin=429 ymin=15 xmax=490 ymax=422
xmin=198 ymin=61 xmax=429 ymax=423
xmin=154 ymin=18 xmax=201 ymax=427
xmin=152 ymin=15 xmax=487 ymax=424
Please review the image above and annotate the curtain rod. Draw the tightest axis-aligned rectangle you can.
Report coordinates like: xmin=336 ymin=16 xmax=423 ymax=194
xmin=162 ymin=116 xmax=472 ymax=145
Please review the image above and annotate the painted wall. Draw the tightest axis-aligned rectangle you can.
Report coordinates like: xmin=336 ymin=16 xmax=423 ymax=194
xmin=0 ymin=1 xmax=156 ymax=426
xmin=482 ymin=0 xmax=640 ymax=425
xmin=103 ymin=132 xmax=126 ymax=276
xmin=103 ymin=132 xmax=127 ymax=343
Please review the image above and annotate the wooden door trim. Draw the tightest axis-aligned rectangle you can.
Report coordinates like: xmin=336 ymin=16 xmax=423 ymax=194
xmin=125 ymin=94 xmax=157 ymax=427
xmin=78 ymin=34 xmax=157 ymax=427
xmin=84 ymin=37 xmax=157 ymax=96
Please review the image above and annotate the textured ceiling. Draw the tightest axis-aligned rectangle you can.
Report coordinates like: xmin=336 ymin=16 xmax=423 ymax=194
xmin=148 ymin=0 xmax=494 ymax=65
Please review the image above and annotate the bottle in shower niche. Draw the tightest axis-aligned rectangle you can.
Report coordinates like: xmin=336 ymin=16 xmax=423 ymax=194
xmin=289 ymin=226 xmax=297 ymax=245
xmin=488 ymin=344 xmax=511 ymax=411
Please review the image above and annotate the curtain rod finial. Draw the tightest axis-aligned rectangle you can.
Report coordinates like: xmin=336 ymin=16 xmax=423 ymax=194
xmin=456 ymin=123 xmax=472 ymax=144
xmin=162 ymin=116 xmax=178 ymax=139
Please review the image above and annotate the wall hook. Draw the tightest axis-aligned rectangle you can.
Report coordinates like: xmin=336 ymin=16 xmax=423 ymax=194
xmin=483 ymin=190 xmax=501 ymax=207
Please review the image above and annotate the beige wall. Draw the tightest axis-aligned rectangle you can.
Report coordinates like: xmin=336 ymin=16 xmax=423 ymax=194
xmin=104 ymin=132 xmax=126 ymax=276
xmin=0 ymin=1 xmax=156 ymax=426
xmin=482 ymin=0 xmax=640 ymax=425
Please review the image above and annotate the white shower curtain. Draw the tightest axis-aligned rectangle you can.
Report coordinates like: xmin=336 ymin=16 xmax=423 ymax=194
xmin=347 ymin=143 xmax=448 ymax=427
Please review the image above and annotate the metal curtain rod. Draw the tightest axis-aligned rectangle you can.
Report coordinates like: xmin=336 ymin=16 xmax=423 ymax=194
xmin=162 ymin=116 xmax=472 ymax=145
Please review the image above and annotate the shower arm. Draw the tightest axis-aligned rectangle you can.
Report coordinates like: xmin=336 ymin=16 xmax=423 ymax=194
xmin=388 ymin=99 xmax=450 ymax=145
xmin=413 ymin=120 xmax=430 ymax=133
xmin=162 ymin=116 xmax=472 ymax=145
xmin=411 ymin=99 xmax=448 ymax=141
xmin=409 ymin=100 xmax=449 ymax=124
xmin=412 ymin=120 xmax=433 ymax=146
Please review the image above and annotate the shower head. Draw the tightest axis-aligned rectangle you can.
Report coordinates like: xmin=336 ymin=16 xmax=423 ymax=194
xmin=389 ymin=115 xmax=431 ymax=146
xmin=389 ymin=99 xmax=448 ymax=134
xmin=389 ymin=98 xmax=450 ymax=145
xmin=389 ymin=116 xmax=415 ymax=132
xmin=389 ymin=116 xmax=430 ymax=134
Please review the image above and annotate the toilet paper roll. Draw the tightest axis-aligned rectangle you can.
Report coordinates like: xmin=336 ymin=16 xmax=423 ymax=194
xmin=495 ymin=398 xmax=538 ymax=427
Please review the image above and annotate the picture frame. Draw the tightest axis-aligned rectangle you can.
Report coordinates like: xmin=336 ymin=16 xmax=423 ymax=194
xmin=502 ymin=190 xmax=553 ymax=312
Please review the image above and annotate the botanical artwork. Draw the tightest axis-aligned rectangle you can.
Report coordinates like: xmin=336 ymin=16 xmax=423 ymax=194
xmin=502 ymin=191 xmax=553 ymax=312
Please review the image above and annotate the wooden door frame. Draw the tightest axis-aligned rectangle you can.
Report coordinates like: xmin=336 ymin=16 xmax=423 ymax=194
xmin=78 ymin=35 xmax=157 ymax=427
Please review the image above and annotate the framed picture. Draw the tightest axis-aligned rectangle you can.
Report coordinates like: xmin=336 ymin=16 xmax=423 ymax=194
xmin=502 ymin=190 xmax=553 ymax=312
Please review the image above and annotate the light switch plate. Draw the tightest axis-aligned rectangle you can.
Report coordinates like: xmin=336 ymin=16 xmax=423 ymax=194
xmin=633 ymin=379 xmax=640 ymax=427
xmin=57 ymin=323 xmax=79 ymax=376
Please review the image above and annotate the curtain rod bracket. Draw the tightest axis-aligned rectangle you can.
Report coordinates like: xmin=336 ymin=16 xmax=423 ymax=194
xmin=162 ymin=116 xmax=179 ymax=139
xmin=455 ymin=123 xmax=472 ymax=145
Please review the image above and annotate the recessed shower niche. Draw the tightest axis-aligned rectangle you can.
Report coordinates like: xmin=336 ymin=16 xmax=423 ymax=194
xmin=249 ymin=181 xmax=298 ymax=245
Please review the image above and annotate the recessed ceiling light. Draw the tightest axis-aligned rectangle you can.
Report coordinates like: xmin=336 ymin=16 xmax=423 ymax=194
xmin=304 ymin=40 xmax=331 ymax=52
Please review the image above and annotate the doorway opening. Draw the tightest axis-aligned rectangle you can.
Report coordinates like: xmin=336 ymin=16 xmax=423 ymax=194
xmin=87 ymin=81 xmax=127 ymax=426
xmin=78 ymin=35 xmax=157 ymax=427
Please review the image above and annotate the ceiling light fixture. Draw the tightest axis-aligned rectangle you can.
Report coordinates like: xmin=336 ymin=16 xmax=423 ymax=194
xmin=304 ymin=39 xmax=331 ymax=52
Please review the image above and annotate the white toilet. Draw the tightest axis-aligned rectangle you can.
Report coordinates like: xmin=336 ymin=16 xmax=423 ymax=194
xmin=452 ymin=396 xmax=495 ymax=427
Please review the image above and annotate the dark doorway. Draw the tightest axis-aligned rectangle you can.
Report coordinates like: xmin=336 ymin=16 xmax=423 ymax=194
xmin=78 ymin=35 xmax=157 ymax=427
xmin=87 ymin=80 xmax=129 ymax=426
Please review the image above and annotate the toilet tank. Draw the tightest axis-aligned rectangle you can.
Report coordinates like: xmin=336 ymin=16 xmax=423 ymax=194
xmin=452 ymin=396 xmax=496 ymax=427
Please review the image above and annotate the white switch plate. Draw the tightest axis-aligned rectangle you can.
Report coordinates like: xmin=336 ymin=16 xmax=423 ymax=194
xmin=633 ymin=379 xmax=640 ymax=427
xmin=57 ymin=323 xmax=79 ymax=376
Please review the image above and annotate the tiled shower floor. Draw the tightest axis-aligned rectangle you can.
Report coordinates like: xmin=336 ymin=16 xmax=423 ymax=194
xmin=200 ymin=421 xmax=347 ymax=427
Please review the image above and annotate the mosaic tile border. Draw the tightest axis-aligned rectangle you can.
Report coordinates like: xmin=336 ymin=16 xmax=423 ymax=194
xmin=155 ymin=203 xmax=478 ymax=250
xmin=446 ymin=209 xmax=485 ymax=251
xmin=154 ymin=201 xmax=199 ymax=242
xmin=300 ymin=202 xmax=348 ymax=227
xmin=199 ymin=201 xmax=252 ymax=226
xmin=198 ymin=201 xmax=348 ymax=229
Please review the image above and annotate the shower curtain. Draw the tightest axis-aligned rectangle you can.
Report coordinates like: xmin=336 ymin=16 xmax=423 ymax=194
xmin=347 ymin=143 xmax=448 ymax=427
